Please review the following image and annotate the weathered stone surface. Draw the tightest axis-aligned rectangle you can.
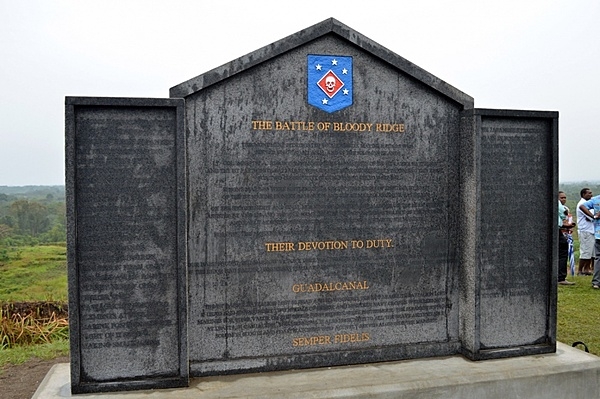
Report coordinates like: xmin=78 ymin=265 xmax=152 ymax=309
xmin=65 ymin=18 xmax=558 ymax=394
xmin=175 ymin=21 xmax=473 ymax=376
xmin=65 ymin=97 xmax=188 ymax=393
xmin=34 ymin=343 xmax=600 ymax=399
xmin=477 ymin=110 xmax=556 ymax=357
xmin=459 ymin=109 xmax=557 ymax=360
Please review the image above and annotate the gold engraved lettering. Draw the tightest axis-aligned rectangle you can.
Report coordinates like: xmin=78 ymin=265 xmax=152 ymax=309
xmin=292 ymin=335 xmax=331 ymax=347
xmin=332 ymin=122 xmax=373 ymax=132
xmin=264 ymin=242 xmax=295 ymax=252
xmin=352 ymin=239 xmax=393 ymax=249
xmin=366 ymin=239 xmax=394 ymax=248
xmin=265 ymin=239 xmax=393 ymax=252
xmin=334 ymin=332 xmax=370 ymax=344
xmin=251 ymin=120 xmax=273 ymax=130
xmin=317 ymin=122 xmax=331 ymax=130
xmin=274 ymin=121 xmax=315 ymax=131
xmin=375 ymin=123 xmax=405 ymax=133
xmin=297 ymin=240 xmax=348 ymax=251
xmin=292 ymin=333 xmax=370 ymax=347
xmin=292 ymin=280 xmax=369 ymax=293
xmin=252 ymin=120 xmax=406 ymax=133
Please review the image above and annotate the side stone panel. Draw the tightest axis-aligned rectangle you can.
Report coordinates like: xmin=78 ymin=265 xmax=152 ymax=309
xmin=66 ymin=97 xmax=188 ymax=393
xmin=461 ymin=109 xmax=557 ymax=360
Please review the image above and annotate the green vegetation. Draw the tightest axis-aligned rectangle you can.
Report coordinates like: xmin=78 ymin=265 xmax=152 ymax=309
xmin=0 ymin=186 xmax=69 ymax=369
xmin=558 ymin=182 xmax=600 ymax=352
xmin=0 ymin=185 xmax=66 ymax=246
xmin=1 ymin=184 xmax=600 ymax=371
xmin=558 ymin=275 xmax=600 ymax=354
xmin=0 ymin=245 xmax=69 ymax=368
xmin=0 ymin=340 xmax=68 ymax=368
xmin=1 ymin=302 xmax=68 ymax=349
xmin=0 ymin=245 xmax=67 ymax=302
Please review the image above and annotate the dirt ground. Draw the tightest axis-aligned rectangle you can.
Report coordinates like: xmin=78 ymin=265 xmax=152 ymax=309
xmin=0 ymin=356 xmax=69 ymax=399
xmin=0 ymin=302 xmax=70 ymax=397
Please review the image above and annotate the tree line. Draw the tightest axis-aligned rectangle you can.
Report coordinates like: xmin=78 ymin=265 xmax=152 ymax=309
xmin=0 ymin=186 xmax=65 ymax=245
xmin=0 ymin=182 xmax=598 ymax=247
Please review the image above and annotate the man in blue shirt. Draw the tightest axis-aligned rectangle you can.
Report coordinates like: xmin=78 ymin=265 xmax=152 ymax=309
xmin=578 ymin=195 xmax=600 ymax=289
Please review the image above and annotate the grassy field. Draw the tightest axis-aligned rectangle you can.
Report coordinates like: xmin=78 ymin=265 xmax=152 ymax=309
xmin=0 ymin=245 xmax=67 ymax=302
xmin=0 ymin=340 xmax=69 ymax=367
xmin=0 ymin=242 xmax=598 ymax=370
xmin=557 ymin=274 xmax=600 ymax=354
xmin=0 ymin=245 xmax=69 ymax=367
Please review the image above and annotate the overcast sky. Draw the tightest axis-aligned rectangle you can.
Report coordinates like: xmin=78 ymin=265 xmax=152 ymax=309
xmin=1 ymin=0 xmax=598 ymax=186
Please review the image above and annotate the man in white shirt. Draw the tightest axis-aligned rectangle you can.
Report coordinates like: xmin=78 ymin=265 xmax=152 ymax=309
xmin=577 ymin=188 xmax=595 ymax=275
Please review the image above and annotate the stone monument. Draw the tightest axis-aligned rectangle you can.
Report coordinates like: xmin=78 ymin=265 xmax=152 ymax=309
xmin=65 ymin=98 xmax=188 ymax=393
xmin=66 ymin=18 xmax=557 ymax=394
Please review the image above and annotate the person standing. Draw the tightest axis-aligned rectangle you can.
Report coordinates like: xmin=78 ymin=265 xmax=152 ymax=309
xmin=577 ymin=188 xmax=595 ymax=275
xmin=558 ymin=191 xmax=575 ymax=285
xmin=578 ymin=194 xmax=600 ymax=289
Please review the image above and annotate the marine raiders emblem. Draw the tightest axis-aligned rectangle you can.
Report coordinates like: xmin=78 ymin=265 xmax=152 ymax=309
xmin=317 ymin=70 xmax=344 ymax=98
xmin=308 ymin=55 xmax=353 ymax=113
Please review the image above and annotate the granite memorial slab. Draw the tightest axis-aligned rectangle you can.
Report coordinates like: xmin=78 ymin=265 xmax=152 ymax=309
xmin=459 ymin=109 xmax=557 ymax=360
xmin=65 ymin=97 xmax=187 ymax=393
xmin=175 ymin=25 xmax=468 ymax=377
xmin=65 ymin=18 xmax=558 ymax=393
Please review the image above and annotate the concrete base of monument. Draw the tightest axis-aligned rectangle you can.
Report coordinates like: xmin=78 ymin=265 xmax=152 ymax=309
xmin=33 ymin=342 xmax=600 ymax=399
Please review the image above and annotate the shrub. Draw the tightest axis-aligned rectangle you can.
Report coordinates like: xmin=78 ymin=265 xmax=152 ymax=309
xmin=0 ymin=302 xmax=68 ymax=349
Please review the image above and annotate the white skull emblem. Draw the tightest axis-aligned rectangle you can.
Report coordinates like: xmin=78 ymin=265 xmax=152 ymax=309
xmin=325 ymin=76 xmax=336 ymax=92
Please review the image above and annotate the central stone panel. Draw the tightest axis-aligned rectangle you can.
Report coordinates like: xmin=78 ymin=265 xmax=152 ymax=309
xmin=176 ymin=34 xmax=469 ymax=375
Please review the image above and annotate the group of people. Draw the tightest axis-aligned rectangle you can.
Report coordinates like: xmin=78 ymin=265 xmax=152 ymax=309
xmin=558 ymin=188 xmax=600 ymax=288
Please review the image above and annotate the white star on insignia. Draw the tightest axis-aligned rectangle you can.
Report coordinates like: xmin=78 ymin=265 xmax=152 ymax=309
xmin=322 ymin=98 xmax=328 ymax=104
xmin=343 ymin=89 xmax=349 ymax=95
xmin=342 ymin=68 xmax=348 ymax=74
xmin=331 ymin=59 xmax=338 ymax=66
xmin=316 ymin=64 xmax=322 ymax=71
